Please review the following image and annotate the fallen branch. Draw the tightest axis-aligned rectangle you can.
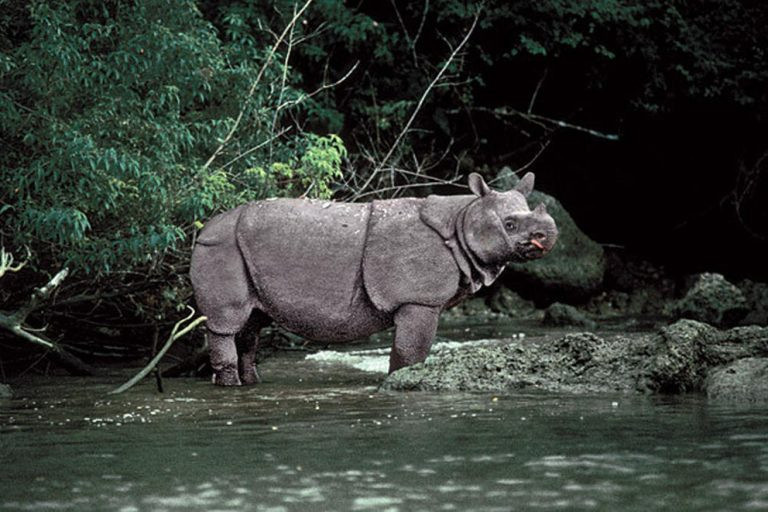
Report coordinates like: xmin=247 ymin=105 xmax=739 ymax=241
xmin=0 ymin=266 xmax=96 ymax=375
xmin=0 ymin=246 xmax=28 ymax=279
xmin=109 ymin=307 xmax=206 ymax=395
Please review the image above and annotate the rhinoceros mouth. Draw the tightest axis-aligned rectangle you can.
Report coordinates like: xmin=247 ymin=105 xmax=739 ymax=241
xmin=515 ymin=241 xmax=547 ymax=261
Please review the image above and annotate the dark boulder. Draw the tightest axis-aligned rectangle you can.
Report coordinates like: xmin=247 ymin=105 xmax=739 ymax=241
xmin=705 ymin=358 xmax=768 ymax=401
xmin=738 ymin=279 xmax=768 ymax=326
xmin=669 ymin=273 xmax=748 ymax=327
xmin=542 ymin=302 xmax=597 ymax=330
xmin=496 ymin=167 xmax=606 ymax=301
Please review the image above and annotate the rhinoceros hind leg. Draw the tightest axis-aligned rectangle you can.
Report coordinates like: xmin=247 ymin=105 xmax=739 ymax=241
xmin=237 ymin=311 xmax=271 ymax=385
xmin=389 ymin=304 xmax=440 ymax=373
xmin=208 ymin=331 xmax=242 ymax=386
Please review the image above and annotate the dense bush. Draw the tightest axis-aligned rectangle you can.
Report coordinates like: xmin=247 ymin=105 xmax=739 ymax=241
xmin=1 ymin=0 xmax=346 ymax=277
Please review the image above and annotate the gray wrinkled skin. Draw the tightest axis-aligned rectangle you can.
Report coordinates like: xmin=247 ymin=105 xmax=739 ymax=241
xmin=190 ymin=172 xmax=558 ymax=385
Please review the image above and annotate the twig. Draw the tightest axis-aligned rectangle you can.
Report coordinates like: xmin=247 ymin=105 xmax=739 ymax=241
xmin=274 ymin=61 xmax=359 ymax=113
xmin=352 ymin=175 xmax=463 ymax=201
xmin=412 ymin=0 xmax=430 ymax=59
xmin=488 ymin=140 xmax=551 ymax=186
xmin=109 ymin=307 xmax=207 ymax=395
xmin=351 ymin=9 xmax=481 ymax=200
xmin=488 ymin=106 xmax=619 ymax=141
xmin=527 ymin=68 xmax=548 ymax=114
xmin=0 ymin=246 xmax=29 ymax=278
xmin=201 ymin=0 xmax=314 ymax=172
xmin=220 ymin=127 xmax=293 ymax=170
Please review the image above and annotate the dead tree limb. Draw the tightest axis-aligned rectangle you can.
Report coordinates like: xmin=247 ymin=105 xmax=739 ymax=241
xmin=109 ymin=307 xmax=207 ymax=395
xmin=0 ymin=265 xmax=96 ymax=375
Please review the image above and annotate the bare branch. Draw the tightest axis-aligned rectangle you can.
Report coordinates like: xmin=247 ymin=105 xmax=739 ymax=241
xmin=352 ymin=174 xmax=463 ymax=201
xmin=221 ymin=127 xmax=293 ymax=170
xmin=527 ymin=68 xmax=548 ymax=114
xmin=499 ymin=107 xmax=619 ymax=141
xmin=274 ymin=61 xmax=359 ymax=113
xmin=201 ymin=0 xmax=314 ymax=172
xmin=0 ymin=267 xmax=95 ymax=375
xmin=109 ymin=307 xmax=207 ymax=394
xmin=0 ymin=246 xmax=29 ymax=279
xmin=351 ymin=9 xmax=481 ymax=200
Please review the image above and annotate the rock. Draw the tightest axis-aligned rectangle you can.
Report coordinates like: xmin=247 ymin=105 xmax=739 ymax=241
xmin=442 ymin=297 xmax=505 ymax=322
xmin=639 ymin=320 xmax=768 ymax=393
xmin=0 ymin=383 xmax=11 ymax=399
xmin=638 ymin=319 xmax=718 ymax=393
xmin=738 ymin=279 xmax=768 ymax=326
xmin=486 ymin=287 xmax=537 ymax=318
xmin=381 ymin=332 xmax=650 ymax=394
xmin=705 ymin=358 xmax=768 ymax=401
xmin=496 ymin=167 xmax=606 ymax=301
xmin=542 ymin=302 xmax=597 ymax=330
xmin=381 ymin=319 xmax=768 ymax=398
xmin=670 ymin=273 xmax=748 ymax=327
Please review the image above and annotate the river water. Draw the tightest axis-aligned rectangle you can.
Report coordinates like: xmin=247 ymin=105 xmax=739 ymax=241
xmin=2 ymin=329 xmax=768 ymax=511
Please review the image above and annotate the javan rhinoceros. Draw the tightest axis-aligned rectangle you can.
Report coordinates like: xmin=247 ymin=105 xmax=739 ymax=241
xmin=190 ymin=172 xmax=557 ymax=385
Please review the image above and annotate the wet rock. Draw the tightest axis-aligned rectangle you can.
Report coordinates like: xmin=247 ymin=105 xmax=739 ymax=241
xmin=705 ymin=358 xmax=768 ymax=401
xmin=442 ymin=297 xmax=505 ymax=322
xmin=738 ymin=279 xmax=768 ymax=326
xmin=0 ymin=383 xmax=11 ymax=399
xmin=669 ymin=273 xmax=748 ymax=327
xmin=638 ymin=320 xmax=718 ymax=393
xmin=496 ymin=167 xmax=605 ymax=301
xmin=381 ymin=318 xmax=768 ymax=398
xmin=586 ymin=288 xmax=672 ymax=319
xmin=381 ymin=332 xmax=650 ymax=394
xmin=486 ymin=287 xmax=538 ymax=318
xmin=639 ymin=320 xmax=768 ymax=393
xmin=542 ymin=302 xmax=597 ymax=330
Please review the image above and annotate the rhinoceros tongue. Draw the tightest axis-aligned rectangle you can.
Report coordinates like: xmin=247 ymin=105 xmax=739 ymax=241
xmin=530 ymin=239 xmax=545 ymax=250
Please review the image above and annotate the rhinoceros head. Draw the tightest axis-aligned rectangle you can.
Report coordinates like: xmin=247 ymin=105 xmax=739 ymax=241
xmin=462 ymin=172 xmax=558 ymax=266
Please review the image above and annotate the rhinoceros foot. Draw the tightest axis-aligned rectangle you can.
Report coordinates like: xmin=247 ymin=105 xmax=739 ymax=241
xmin=213 ymin=366 xmax=242 ymax=386
xmin=240 ymin=363 xmax=262 ymax=385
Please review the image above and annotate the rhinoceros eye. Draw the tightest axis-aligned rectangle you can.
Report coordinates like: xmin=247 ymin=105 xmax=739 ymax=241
xmin=504 ymin=218 xmax=517 ymax=231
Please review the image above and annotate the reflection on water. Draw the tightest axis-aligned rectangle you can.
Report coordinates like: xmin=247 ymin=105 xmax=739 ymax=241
xmin=1 ymin=350 xmax=768 ymax=511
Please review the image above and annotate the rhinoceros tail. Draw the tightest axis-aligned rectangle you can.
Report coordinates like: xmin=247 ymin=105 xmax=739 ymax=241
xmin=195 ymin=206 xmax=245 ymax=246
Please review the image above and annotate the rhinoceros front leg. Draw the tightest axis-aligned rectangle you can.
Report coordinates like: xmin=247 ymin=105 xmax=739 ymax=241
xmin=208 ymin=331 xmax=242 ymax=386
xmin=389 ymin=304 xmax=441 ymax=373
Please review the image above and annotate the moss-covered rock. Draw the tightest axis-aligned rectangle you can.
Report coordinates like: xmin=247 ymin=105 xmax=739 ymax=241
xmin=380 ymin=332 xmax=650 ymax=394
xmin=486 ymin=287 xmax=538 ymax=318
xmin=381 ymin=319 xmax=768 ymax=399
xmin=669 ymin=273 xmax=748 ymax=327
xmin=705 ymin=358 xmax=768 ymax=401
xmin=738 ymin=279 xmax=768 ymax=326
xmin=496 ymin=167 xmax=606 ymax=301
xmin=638 ymin=319 xmax=719 ymax=393
xmin=542 ymin=302 xmax=597 ymax=330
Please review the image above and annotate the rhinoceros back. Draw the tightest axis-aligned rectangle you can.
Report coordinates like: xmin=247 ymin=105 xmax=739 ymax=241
xmin=236 ymin=198 xmax=388 ymax=341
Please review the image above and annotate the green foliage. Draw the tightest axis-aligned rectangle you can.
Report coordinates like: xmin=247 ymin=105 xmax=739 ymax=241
xmin=0 ymin=0 xmax=347 ymax=276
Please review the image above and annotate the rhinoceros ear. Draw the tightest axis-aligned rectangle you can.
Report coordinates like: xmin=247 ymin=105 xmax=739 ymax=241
xmin=514 ymin=172 xmax=535 ymax=197
xmin=468 ymin=173 xmax=492 ymax=197
xmin=533 ymin=202 xmax=547 ymax=215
